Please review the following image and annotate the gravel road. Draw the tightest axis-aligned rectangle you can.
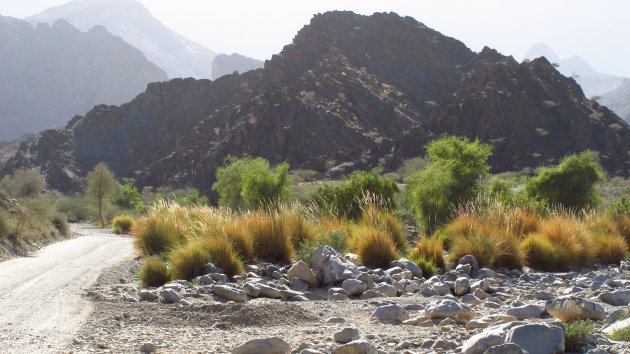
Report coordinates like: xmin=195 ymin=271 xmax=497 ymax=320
xmin=0 ymin=225 xmax=134 ymax=353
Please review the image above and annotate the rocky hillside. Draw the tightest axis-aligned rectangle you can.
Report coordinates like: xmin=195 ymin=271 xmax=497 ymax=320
xmin=600 ymin=79 xmax=630 ymax=123
xmin=3 ymin=11 xmax=630 ymax=194
xmin=212 ymin=53 xmax=264 ymax=79
xmin=0 ymin=16 xmax=167 ymax=141
xmin=27 ymin=0 xmax=216 ymax=79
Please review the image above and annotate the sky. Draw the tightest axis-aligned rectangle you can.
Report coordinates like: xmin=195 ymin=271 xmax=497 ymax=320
xmin=2 ymin=0 xmax=630 ymax=77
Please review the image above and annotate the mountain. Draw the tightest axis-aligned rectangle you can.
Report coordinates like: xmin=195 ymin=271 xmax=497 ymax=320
xmin=0 ymin=16 xmax=167 ymax=141
xmin=600 ymin=79 xmax=630 ymax=123
xmin=27 ymin=0 xmax=216 ymax=79
xmin=524 ymin=43 xmax=625 ymax=97
xmin=3 ymin=11 xmax=630 ymax=195
xmin=212 ymin=53 xmax=264 ymax=79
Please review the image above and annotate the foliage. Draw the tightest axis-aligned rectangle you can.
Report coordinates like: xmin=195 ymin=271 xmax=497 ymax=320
xmin=448 ymin=223 xmax=524 ymax=270
xmin=138 ymin=256 xmax=171 ymax=287
xmin=111 ymin=184 xmax=144 ymax=212
xmin=86 ymin=162 xmax=119 ymax=227
xmin=409 ymin=254 xmax=438 ymax=278
xmin=296 ymin=229 xmax=349 ymax=263
xmin=112 ymin=215 xmax=134 ymax=234
xmin=610 ymin=197 xmax=630 ymax=217
xmin=564 ymin=320 xmax=595 ymax=352
xmin=607 ymin=323 xmax=630 ymax=341
xmin=132 ymin=215 xmax=185 ymax=256
xmin=0 ymin=210 xmax=8 ymax=239
xmin=169 ymin=242 xmax=211 ymax=280
xmin=50 ymin=213 xmax=69 ymax=235
xmin=221 ymin=223 xmax=254 ymax=261
xmin=176 ymin=188 xmax=208 ymax=207
xmin=406 ymin=136 xmax=492 ymax=233
xmin=360 ymin=205 xmax=408 ymax=251
xmin=56 ymin=196 xmax=92 ymax=222
xmin=520 ymin=234 xmax=567 ymax=271
xmin=354 ymin=225 xmax=397 ymax=268
xmin=246 ymin=213 xmax=294 ymax=263
xmin=616 ymin=213 xmax=630 ymax=244
xmin=595 ymin=234 xmax=629 ymax=264
xmin=314 ymin=172 xmax=399 ymax=220
xmin=213 ymin=156 xmax=291 ymax=210
xmin=1 ymin=168 xmax=46 ymax=198
xmin=410 ymin=237 xmax=445 ymax=268
xmin=526 ymin=151 xmax=604 ymax=210
xmin=201 ymin=237 xmax=243 ymax=277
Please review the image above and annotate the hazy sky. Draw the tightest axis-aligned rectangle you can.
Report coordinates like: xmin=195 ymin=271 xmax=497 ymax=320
xmin=2 ymin=0 xmax=630 ymax=77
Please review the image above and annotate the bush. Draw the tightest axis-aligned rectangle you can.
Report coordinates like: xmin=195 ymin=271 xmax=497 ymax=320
xmin=112 ymin=215 xmax=134 ymax=235
xmin=449 ymin=227 xmax=523 ymax=270
xmin=56 ymin=196 xmax=92 ymax=222
xmin=132 ymin=216 xmax=184 ymax=256
xmin=86 ymin=162 xmax=119 ymax=227
xmin=51 ymin=213 xmax=69 ymax=235
xmin=314 ymin=172 xmax=399 ymax=220
xmin=213 ymin=156 xmax=291 ymax=210
xmin=176 ymin=188 xmax=208 ymax=207
xmin=283 ymin=212 xmax=316 ymax=249
xmin=607 ymin=323 xmax=630 ymax=341
xmin=111 ymin=184 xmax=145 ymax=212
xmin=595 ymin=234 xmax=629 ymax=264
xmin=520 ymin=234 xmax=567 ymax=271
xmin=360 ymin=206 xmax=408 ymax=251
xmin=2 ymin=168 xmax=46 ymax=198
xmin=221 ymin=223 xmax=254 ymax=261
xmin=247 ymin=213 xmax=293 ymax=263
xmin=138 ymin=256 xmax=171 ymax=287
xmin=169 ymin=243 xmax=211 ymax=280
xmin=616 ymin=213 xmax=630 ymax=244
xmin=526 ymin=151 xmax=604 ymax=210
xmin=0 ymin=211 xmax=8 ymax=239
xmin=409 ymin=254 xmax=438 ymax=278
xmin=564 ymin=320 xmax=595 ymax=352
xmin=410 ymin=237 xmax=445 ymax=268
xmin=295 ymin=229 xmax=348 ymax=263
xmin=536 ymin=217 xmax=595 ymax=267
xmin=202 ymin=237 xmax=243 ymax=277
xmin=355 ymin=226 xmax=397 ymax=268
xmin=406 ymin=136 xmax=492 ymax=233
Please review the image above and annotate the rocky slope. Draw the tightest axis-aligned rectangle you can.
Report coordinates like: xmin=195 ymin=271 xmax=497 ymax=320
xmin=212 ymin=53 xmax=264 ymax=79
xmin=0 ymin=16 xmax=167 ymax=141
xmin=27 ymin=0 xmax=217 ymax=79
xmin=3 ymin=11 xmax=630 ymax=194
xmin=524 ymin=43 xmax=626 ymax=97
xmin=600 ymin=79 xmax=630 ymax=124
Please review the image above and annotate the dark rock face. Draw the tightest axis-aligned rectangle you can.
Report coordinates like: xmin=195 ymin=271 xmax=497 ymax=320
xmin=212 ymin=53 xmax=264 ymax=79
xmin=3 ymin=11 xmax=630 ymax=194
xmin=0 ymin=16 xmax=168 ymax=141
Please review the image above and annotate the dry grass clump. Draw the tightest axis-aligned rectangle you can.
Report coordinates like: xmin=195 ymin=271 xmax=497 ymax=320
xmin=138 ymin=256 xmax=171 ymax=287
xmin=410 ymin=237 xmax=445 ymax=268
xmin=359 ymin=205 xmax=408 ymax=251
xmin=112 ymin=215 xmax=134 ymax=234
xmin=505 ymin=208 xmax=539 ymax=238
xmin=595 ymin=234 xmax=629 ymax=264
xmin=132 ymin=215 xmax=185 ymax=256
xmin=51 ymin=213 xmax=69 ymax=235
xmin=615 ymin=214 xmax=630 ymax=244
xmin=0 ymin=211 xmax=7 ymax=239
xmin=409 ymin=254 xmax=438 ymax=278
xmin=283 ymin=211 xmax=317 ymax=249
xmin=354 ymin=225 xmax=397 ymax=268
xmin=221 ymin=223 xmax=254 ymax=261
xmin=448 ymin=223 xmax=523 ymax=270
xmin=520 ymin=233 xmax=568 ymax=271
xmin=202 ymin=237 xmax=244 ymax=277
xmin=246 ymin=213 xmax=294 ymax=264
xmin=538 ymin=217 xmax=595 ymax=267
xmin=169 ymin=242 xmax=211 ymax=280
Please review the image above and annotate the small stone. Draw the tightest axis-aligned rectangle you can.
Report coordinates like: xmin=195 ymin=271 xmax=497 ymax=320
xmin=459 ymin=255 xmax=479 ymax=272
xmin=598 ymin=290 xmax=630 ymax=306
xmin=213 ymin=285 xmax=247 ymax=303
xmin=159 ymin=289 xmax=183 ymax=304
xmin=425 ymin=299 xmax=475 ymax=320
xmin=358 ymin=290 xmax=383 ymax=300
xmin=331 ymin=339 xmax=377 ymax=354
xmin=334 ymin=327 xmax=360 ymax=344
xmin=290 ymin=278 xmax=309 ymax=292
xmin=231 ymin=337 xmax=291 ymax=354
xmin=204 ymin=263 xmax=224 ymax=274
xmin=329 ymin=293 xmax=349 ymax=301
xmin=455 ymin=277 xmax=470 ymax=296
xmin=484 ymin=343 xmax=527 ymax=354
xmin=506 ymin=304 xmax=545 ymax=320
xmin=326 ymin=317 xmax=346 ymax=324
xmin=139 ymin=342 xmax=157 ymax=353
xmin=139 ymin=290 xmax=158 ymax=302
xmin=373 ymin=283 xmax=398 ymax=297
xmin=342 ymin=279 xmax=368 ymax=297
xmin=242 ymin=282 xmax=261 ymax=297
xmin=258 ymin=284 xmax=282 ymax=299
xmin=370 ymin=304 xmax=410 ymax=324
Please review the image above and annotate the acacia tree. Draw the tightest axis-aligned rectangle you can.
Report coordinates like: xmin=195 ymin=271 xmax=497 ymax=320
xmin=86 ymin=162 xmax=118 ymax=227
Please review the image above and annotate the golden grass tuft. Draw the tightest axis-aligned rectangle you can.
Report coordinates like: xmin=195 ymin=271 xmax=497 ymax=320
xmin=595 ymin=234 xmax=629 ymax=265
xmin=283 ymin=212 xmax=317 ymax=249
xmin=246 ymin=213 xmax=294 ymax=264
xmin=410 ymin=237 xmax=445 ymax=268
xmin=359 ymin=205 xmax=408 ymax=251
xmin=409 ymin=254 xmax=438 ymax=278
xmin=221 ymin=223 xmax=254 ymax=261
xmin=112 ymin=215 xmax=134 ymax=234
xmin=520 ymin=233 xmax=568 ymax=271
xmin=169 ymin=242 xmax=211 ymax=280
xmin=615 ymin=214 xmax=630 ymax=244
xmin=132 ymin=215 xmax=185 ymax=256
xmin=202 ymin=237 xmax=244 ymax=277
xmin=354 ymin=225 xmax=397 ymax=269
xmin=535 ymin=217 xmax=595 ymax=268
xmin=448 ymin=223 xmax=523 ymax=270
xmin=138 ymin=256 xmax=171 ymax=287
xmin=505 ymin=208 xmax=539 ymax=238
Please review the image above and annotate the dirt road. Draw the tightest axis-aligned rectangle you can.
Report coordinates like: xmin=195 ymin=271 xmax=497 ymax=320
xmin=0 ymin=225 xmax=134 ymax=353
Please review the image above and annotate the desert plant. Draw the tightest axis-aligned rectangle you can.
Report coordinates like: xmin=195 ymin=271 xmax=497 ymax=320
xmin=410 ymin=237 xmax=445 ymax=268
xmin=564 ymin=320 xmax=595 ymax=352
xmin=86 ymin=162 xmax=119 ymax=227
xmin=202 ymin=237 xmax=243 ymax=277
xmin=360 ymin=205 xmax=408 ymax=251
xmin=132 ymin=216 xmax=185 ymax=256
xmin=535 ymin=217 xmax=596 ymax=268
xmin=2 ymin=168 xmax=46 ymax=198
xmin=520 ymin=233 xmax=568 ymax=271
xmin=449 ymin=225 xmax=523 ymax=270
xmin=409 ymin=254 xmax=438 ymax=278
xmin=247 ymin=213 xmax=293 ymax=263
xmin=0 ymin=210 xmax=8 ymax=239
xmin=176 ymin=188 xmax=208 ymax=207
xmin=616 ymin=213 xmax=630 ymax=244
xmin=169 ymin=243 xmax=211 ymax=280
xmin=283 ymin=212 xmax=317 ymax=249
xmin=111 ymin=184 xmax=145 ymax=212
xmin=607 ymin=323 xmax=630 ymax=341
xmin=56 ymin=195 xmax=92 ymax=222
xmin=221 ymin=223 xmax=254 ymax=261
xmin=595 ymin=234 xmax=629 ymax=264
xmin=112 ymin=215 xmax=134 ymax=235
xmin=50 ymin=213 xmax=69 ymax=235
xmin=354 ymin=226 xmax=397 ymax=268
xmin=138 ymin=256 xmax=171 ymax=287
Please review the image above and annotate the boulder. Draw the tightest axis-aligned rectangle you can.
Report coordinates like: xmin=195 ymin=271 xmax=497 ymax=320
xmin=312 ymin=246 xmax=360 ymax=285
xmin=425 ymin=299 xmax=475 ymax=320
xmin=287 ymin=261 xmax=319 ymax=288
xmin=505 ymin=323 xmax=564 ymax=354
xmin=459 ymin=255 xmax=479 ymax=272
xmin=390 ymin=258 xmax=422 ymax=278
xmin=258 ymin=284 xmax=282 ymax=299
xmin=242 ymin=282 xmax=261 ymax=297
xmin=213 ymin=285 xmax=247 ymax=303
xmin=598 ymin=290 xmax=630 ymax=306
xmin=232 ymin=337 xmax=291 ymax=354
xmin=485 ymin=343 xmax=528 ymax=354
xmin=342 ymin=279 xmax=367 ymax=297
xmin=334 ymin=327 xmax=360 ymax=344
xmin=462 ymin=322 xmax=524 ymax=354
xmin=545 ymin=296 xmax=606 ymax=321
xmin=331 ymin=340 xmax=378 ymax=354
xmin=159 ymin=289 xmax=182 ymax=304
xmin=370 ymin=304 xmax=410 ymax=324
xmin=139 ymin=342 xmax=157 ymax=353
xmin=455 ymin=277 xmax=471 ymax=296
xmin=373 ymin=283 xmax=398 ymax=297
xmin=138 ymin=290 xmax=158 ymax=302
xmin=505 ymin=304 xmax=545 ymax=320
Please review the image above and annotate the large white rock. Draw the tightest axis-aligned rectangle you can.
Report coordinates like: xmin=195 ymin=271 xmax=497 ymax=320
xmin=213 ymin=285 xmax=247 ymax=303
xmin=425 ymin=299 xmax=475 ymax=320
xmin=505 ymin=323 xmax=564 ymax=354
xmin=312 ymin=246 xmax=360 ymax=285
xmin=331 ymin=340 xmax=378 ymax=354
xmin=287 ymin=260 xmax=319 ymax=288
xmin=232 ymin=337 xmax=291 ymax=354
xmin=598 ymin=290 xmax=630 ymax=306
xmin=545 ymin=296 xmax=606 ymax=321
xmin=370 ymin=304 xmax=410 ymax=324
xmin=342 ymin=279 xmax=367 ymax=297
xmin=505 ymin=304 xmax=545 ymax=320
xmin=462 ymin=322 xmax=524 ymax=354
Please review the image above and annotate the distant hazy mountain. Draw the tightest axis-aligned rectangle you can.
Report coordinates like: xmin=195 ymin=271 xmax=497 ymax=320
xmin=524 ymin=43 xmax=625 ymax=97
xmin=0 ymin=16 xmax=167 ymax=141
xmin=27 ymin=0 xmax=216 ymax=79
xmin=212 ymin=53 xmax=264 ymax=79
xmin=600 ymin=79 xmax=630 ymax=123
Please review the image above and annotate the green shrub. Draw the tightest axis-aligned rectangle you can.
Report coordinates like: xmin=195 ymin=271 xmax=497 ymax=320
xmin=355 ymin=226 xmax=397 ymax=268
xmin=410 ymin=237 xmax=445 ymax=268
xmin=314 ymin=171 xmax=399 ymax=220
xmin=526 ymin=151 xmax=604 ymax=210
xmin=112 ymin=215 xmax=134 ymax=234
xmin=0 ymin=210 xmax=8 ymax=239
xmin=409 ymin=254 xmax=438 ymax=278
xmin=213 ymin=156 xmax=291 ymax=210
xmin=111 ymin=184 xmax=145 ymax=212
xmin=138 ymin=256 xmax=171 ymax=287
xmin=56 ymin=196 xmax=91 ymax=222
xmin=51 ymin=213 xmax=69 ymax=235
xmin=2 ymin=168 xmax=46 ymax=198
xmin=85 ymin=162 xmax=119 ymax=227
xmin=283 ymin=212 xmax=316 ymax=249
xmin=406 ymin=136 xmax=492 ymax=233
xmin=564 ymin=320 xmax=595 ymax=352
xmin=295 ymin=229 xmax=348 ymax=263
xmin=608 ymin=323 xmax=630 ymax=341
xmin=169 ymin=243 xmax=211 ymax=280
xmin=176 ymin=188 xmax=208 ymax=207
xmin=520 ymin=234 xmax=567 ymax=271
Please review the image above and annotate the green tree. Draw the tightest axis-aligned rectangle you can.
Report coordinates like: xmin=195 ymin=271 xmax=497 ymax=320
xmin=212 ymin=156 xmax=290 ymax=210
xmin=406 ymin=136 xmax=492 ymax=233
xmin=86 ymin=162 xmax=118 ymax=227
xmin=314 ymin=171 xmax=399 ymax=220
xmin=112 ymin=184 xmax=145 ymax=212
xmin=526 ymin=151 xmax=604 ymax=210
xmin=1 ymin=168 xmax=46 ymax=198
xmin=177 ymin=188 xmax=208 ymax=206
